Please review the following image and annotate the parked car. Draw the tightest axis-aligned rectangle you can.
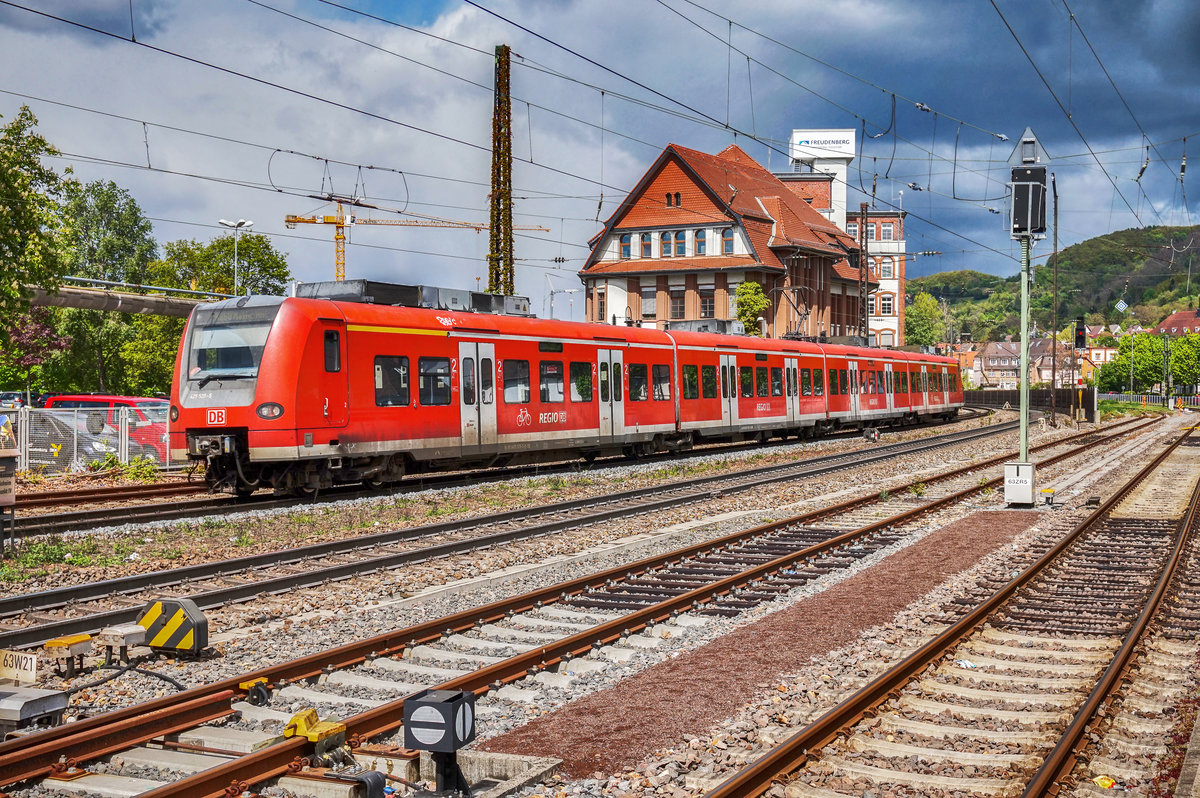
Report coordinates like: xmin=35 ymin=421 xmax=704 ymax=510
xmin=0 ymin=392 xmax=25 ymax=409
xmin=42 ymin=395 xmax=168 ymax=462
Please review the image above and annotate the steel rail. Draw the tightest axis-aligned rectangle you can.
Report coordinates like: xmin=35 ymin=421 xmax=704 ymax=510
xmin=16 ymin=480 xmax=205 ymax=510
xmin=0 ymin=418 xmax=1144 ymax=790
xmin=1021 ymin=442 xmax=1200 ymax=795
xmin=0 ymin=420 xmax=1030 ymax=649
xmin=119 ymin=421 xmax=1156 ymax=798
xmin=698 ymin=426 xmax=1191 ymax=798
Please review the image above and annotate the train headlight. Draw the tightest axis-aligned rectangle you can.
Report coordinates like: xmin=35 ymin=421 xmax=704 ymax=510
xmin=169 ymin=405 xmax=179 ymax=422
xmin=256 ymin=402 xmax=284 ymax=419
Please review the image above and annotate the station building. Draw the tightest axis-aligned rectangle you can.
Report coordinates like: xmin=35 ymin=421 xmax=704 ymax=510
xmin=578 ymin=142 xmax=870 ymax=339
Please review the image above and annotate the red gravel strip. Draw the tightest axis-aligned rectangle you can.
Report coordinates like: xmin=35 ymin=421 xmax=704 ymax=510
xmin=479 ymin=509 xmax=1040 ymax=777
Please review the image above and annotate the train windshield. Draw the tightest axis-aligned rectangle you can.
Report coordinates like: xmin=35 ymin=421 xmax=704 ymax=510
xmin=187 ymin=302 xmax=280 ymax=382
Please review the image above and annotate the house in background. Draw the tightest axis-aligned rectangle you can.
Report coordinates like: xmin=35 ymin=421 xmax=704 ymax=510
xmin=579 ymin=143 xmax=871 ymax=339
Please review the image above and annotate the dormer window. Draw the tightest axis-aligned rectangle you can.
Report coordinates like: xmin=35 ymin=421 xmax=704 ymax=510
xmin=721 ymin=227 xmax=734 ymax=254
xmin=619 ymin=233 xmax=631 ymax=259
xmin=661 ymin=231 xmax=673 ymax=257
xmin=641 ymin=233 xmax=652 ymax=258
xmin=674 ymin=192 xmax=681 ymax=207
xmin=674 ymin=230 xmax=686 ymax=256
xmin=665 ymin=193 xmax=673 ymax=207
xmin=695 ymin=229 xmax=706 ymax=255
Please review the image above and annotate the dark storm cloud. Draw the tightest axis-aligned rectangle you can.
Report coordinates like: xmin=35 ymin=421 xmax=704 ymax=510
xmin=0 ymin=0 xmax=175 ymax=42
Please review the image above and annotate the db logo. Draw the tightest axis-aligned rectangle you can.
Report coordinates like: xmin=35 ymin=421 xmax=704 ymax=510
xmin=207 ymin=408 xmax=226 ymax=425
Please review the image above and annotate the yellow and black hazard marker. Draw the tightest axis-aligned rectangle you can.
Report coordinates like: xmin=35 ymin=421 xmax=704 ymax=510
xmin=135 ymin=598 xmax=208 ymax=655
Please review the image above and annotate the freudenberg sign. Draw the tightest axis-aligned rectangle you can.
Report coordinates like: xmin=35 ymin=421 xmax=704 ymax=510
xmin=790 ymin=129 xmax=856 ymax=162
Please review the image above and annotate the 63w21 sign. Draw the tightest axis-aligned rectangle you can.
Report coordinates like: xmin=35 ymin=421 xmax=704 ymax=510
xmin=0 ymin=648 xmax=37 ymax=684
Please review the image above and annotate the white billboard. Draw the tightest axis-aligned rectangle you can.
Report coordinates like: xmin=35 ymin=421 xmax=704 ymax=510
xmin=790 ymin=129 xmax=856 ymax=162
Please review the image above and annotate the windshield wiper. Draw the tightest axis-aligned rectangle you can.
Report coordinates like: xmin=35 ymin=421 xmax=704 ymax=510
xmin=195 ymin=373 xmax=256 ymax=389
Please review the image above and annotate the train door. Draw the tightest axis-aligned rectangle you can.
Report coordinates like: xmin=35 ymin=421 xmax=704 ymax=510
xmin=848 ymin=360 xmax=860 ymax=419
xmin=920 ymin=366 xmax=929 ymax=408
xmin=719 ymin=353 xmax=739 ymax=431
xmin=884 ymin=363 xmax=895 ymax=412
xmin=458 ymin=341 xmax=497 ymax=451
xmin=597 ymin=349 xmax=624 ymax=438
xmin=317 ymin=320 xmax=348 ymax=428
xmin=785 ymin=357 xmax=799 ymax=426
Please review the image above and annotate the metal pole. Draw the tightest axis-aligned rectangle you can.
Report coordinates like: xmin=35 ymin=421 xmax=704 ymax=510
xmin=233 ymin=228 xmax=239 ymax=296
xmin=1050 ymin=174 xmax=1058 ymax=425
xmin=1019 ymin=234 xmax=1031 ymax=461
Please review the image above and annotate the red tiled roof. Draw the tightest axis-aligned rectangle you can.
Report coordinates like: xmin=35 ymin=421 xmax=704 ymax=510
xmin=1154 ymin=309 xmax=1200 ymax=334
xmin=583 ymin=142 xmax=856 ymax=275
xmin=584 ymin=256 xmax=770 ymax=276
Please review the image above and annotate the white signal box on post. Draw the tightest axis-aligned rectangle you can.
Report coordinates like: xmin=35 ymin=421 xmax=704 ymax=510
xmin=1004 ymin=461 xmax=1036 ymax=505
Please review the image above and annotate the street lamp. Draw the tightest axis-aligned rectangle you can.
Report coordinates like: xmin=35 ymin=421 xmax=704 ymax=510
xmin=218 ymin=219 xmax=254 ymax=295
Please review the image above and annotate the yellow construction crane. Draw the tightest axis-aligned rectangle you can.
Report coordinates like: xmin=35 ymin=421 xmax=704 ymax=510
xmin=285 ymin=195 xmax=547 ymax=281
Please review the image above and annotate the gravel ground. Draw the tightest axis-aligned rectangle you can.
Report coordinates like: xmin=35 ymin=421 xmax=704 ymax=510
xmin=12 ymin=412 xmax=1177 ymax=798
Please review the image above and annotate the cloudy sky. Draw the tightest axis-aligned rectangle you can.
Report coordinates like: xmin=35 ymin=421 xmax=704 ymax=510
xmin=2 ymin=0 xmax=1195 ymax=318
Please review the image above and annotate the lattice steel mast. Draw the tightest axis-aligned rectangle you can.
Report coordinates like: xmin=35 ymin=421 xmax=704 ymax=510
xmin=487 ymin=44 xmax=514 ymax=295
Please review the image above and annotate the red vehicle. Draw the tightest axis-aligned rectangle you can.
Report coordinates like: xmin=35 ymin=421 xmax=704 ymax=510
xmin=43 ymin=394 xmax=169 ymax=462
xmin=170 ymin=289 xmax=963 ymax=495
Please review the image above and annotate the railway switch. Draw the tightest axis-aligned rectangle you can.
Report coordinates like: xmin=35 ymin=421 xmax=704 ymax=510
xmin=285 ymin=707 xmax=350 ymax=766
xmin=403 ymin=688 xmax=476 ymax=796
xmin=135 ymin=598 xmax=208 ymax=656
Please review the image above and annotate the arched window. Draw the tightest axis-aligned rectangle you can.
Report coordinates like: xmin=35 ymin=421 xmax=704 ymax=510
xmin=674 ymin=230 xmax=686 ymax=256
xmin=880 ymin=257 xmax=894 ymax=279
xmin=640 ymin=233 xmax=652 ymax=258
xmin=721 ymin=227 xmax=735 ymax=254
xmin=661 ymin=232 xmax=673 ymax=258
xmin=665 ymin=192 xmax=673 ymax=207
xmin=674 ymin=192 xmax=681 ymax=207
xmin=619 ymin=233 xmax=631 ymax=259
xmin=695 ymin=229 xmax=706 ymax=255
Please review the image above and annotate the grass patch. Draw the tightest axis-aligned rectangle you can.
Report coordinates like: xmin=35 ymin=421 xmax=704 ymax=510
xmin=1098 ymin=399 xmax=1175 ymax=418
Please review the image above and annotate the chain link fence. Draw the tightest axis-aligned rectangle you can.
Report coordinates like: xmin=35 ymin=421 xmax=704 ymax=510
xmin=7 ymin=407 xmax=171 ymax=475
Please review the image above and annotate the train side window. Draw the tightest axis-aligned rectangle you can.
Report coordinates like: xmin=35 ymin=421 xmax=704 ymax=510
xmin=756 ymin=367 xmax=769 ymax=398
xmin=701 ymin=365 xmax=718 ymax=399
xmin=628 ymin=364 xmax=649 ymax=401
xmin=827 ymin=368 xmax=837 ymax=395
xmin=800 ymin=368 xmax=812 ymax=396
xmin=503 ymin=359 xmax=531 ymax=404
xmin=599 ymin=363 xmax=610 ymax=402
xmin=877 ymin=370 xmax=885 ymax=394
xmin=373 ymin=356 xmax=409 ymax=406
xmin=652 ymin=364 xmax=672 ymax=401
xmin=770 ymin=367 xmax=783 ymax=397
xmin=540 ymin=361 xmax=564 ymax=403
xmin=900 ymin=371 xmax=907 ymax=393
xmin=838 ymin=369 xmax=848 ymax=395
xmin=569 ymin=362 xmax=592 ymax=402
xmin=740 ymin=366 xmax=753 ymax=398
xmin=682 ymin=365 xmax=699 ymax=400
xmin=481 ymin=358 xmax=494 ymax=404
xmin=324 ymin=330 xmax=341 ymax=372
xmin=418 ymin=357 xmax=452 ymax=405
xmin=462 ymin=357 xmax=476 ymax=406
xmin=813 ymin=368 xmax=824 ymax=396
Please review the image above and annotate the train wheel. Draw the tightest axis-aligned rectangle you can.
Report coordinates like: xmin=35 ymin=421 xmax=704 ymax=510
xmin=364 ymin=478 xmax=387 ymax=491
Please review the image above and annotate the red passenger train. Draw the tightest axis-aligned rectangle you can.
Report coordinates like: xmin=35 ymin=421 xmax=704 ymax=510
xmin=170 ymin=287 xmax=963 ymax=495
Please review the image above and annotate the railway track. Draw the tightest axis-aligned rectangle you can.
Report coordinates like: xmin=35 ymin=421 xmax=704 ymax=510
xmin=0 ymin=416 xmax=1159 ymax=796
xmin=0 ymin=418 xmax=1027 ymax=650
xmin=11 ymin=410 xmax=988 ymax=537
xmin=699 ymin=427 xmax=1200 ymax=798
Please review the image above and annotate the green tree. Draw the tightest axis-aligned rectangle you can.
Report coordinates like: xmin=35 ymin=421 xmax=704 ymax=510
xmin=156 ymin=234 xmax=290 ymax=296
xmin=734 ymin=281 xmax=770 ymax=336
xmin=904 ymin=292 xmax=946 ymax=346
xmin=0 ymin=106 xmax=70 ymax=326
xmin=1169 ymin=333 xmax=1200 ymax=391
xmin=120 ymin=314 xmax=184 ymax=396
xmin=1103 ymin=333 xmax=1167 ymax=392
xmin=63 ymin=180 xmax=157 ymax=284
